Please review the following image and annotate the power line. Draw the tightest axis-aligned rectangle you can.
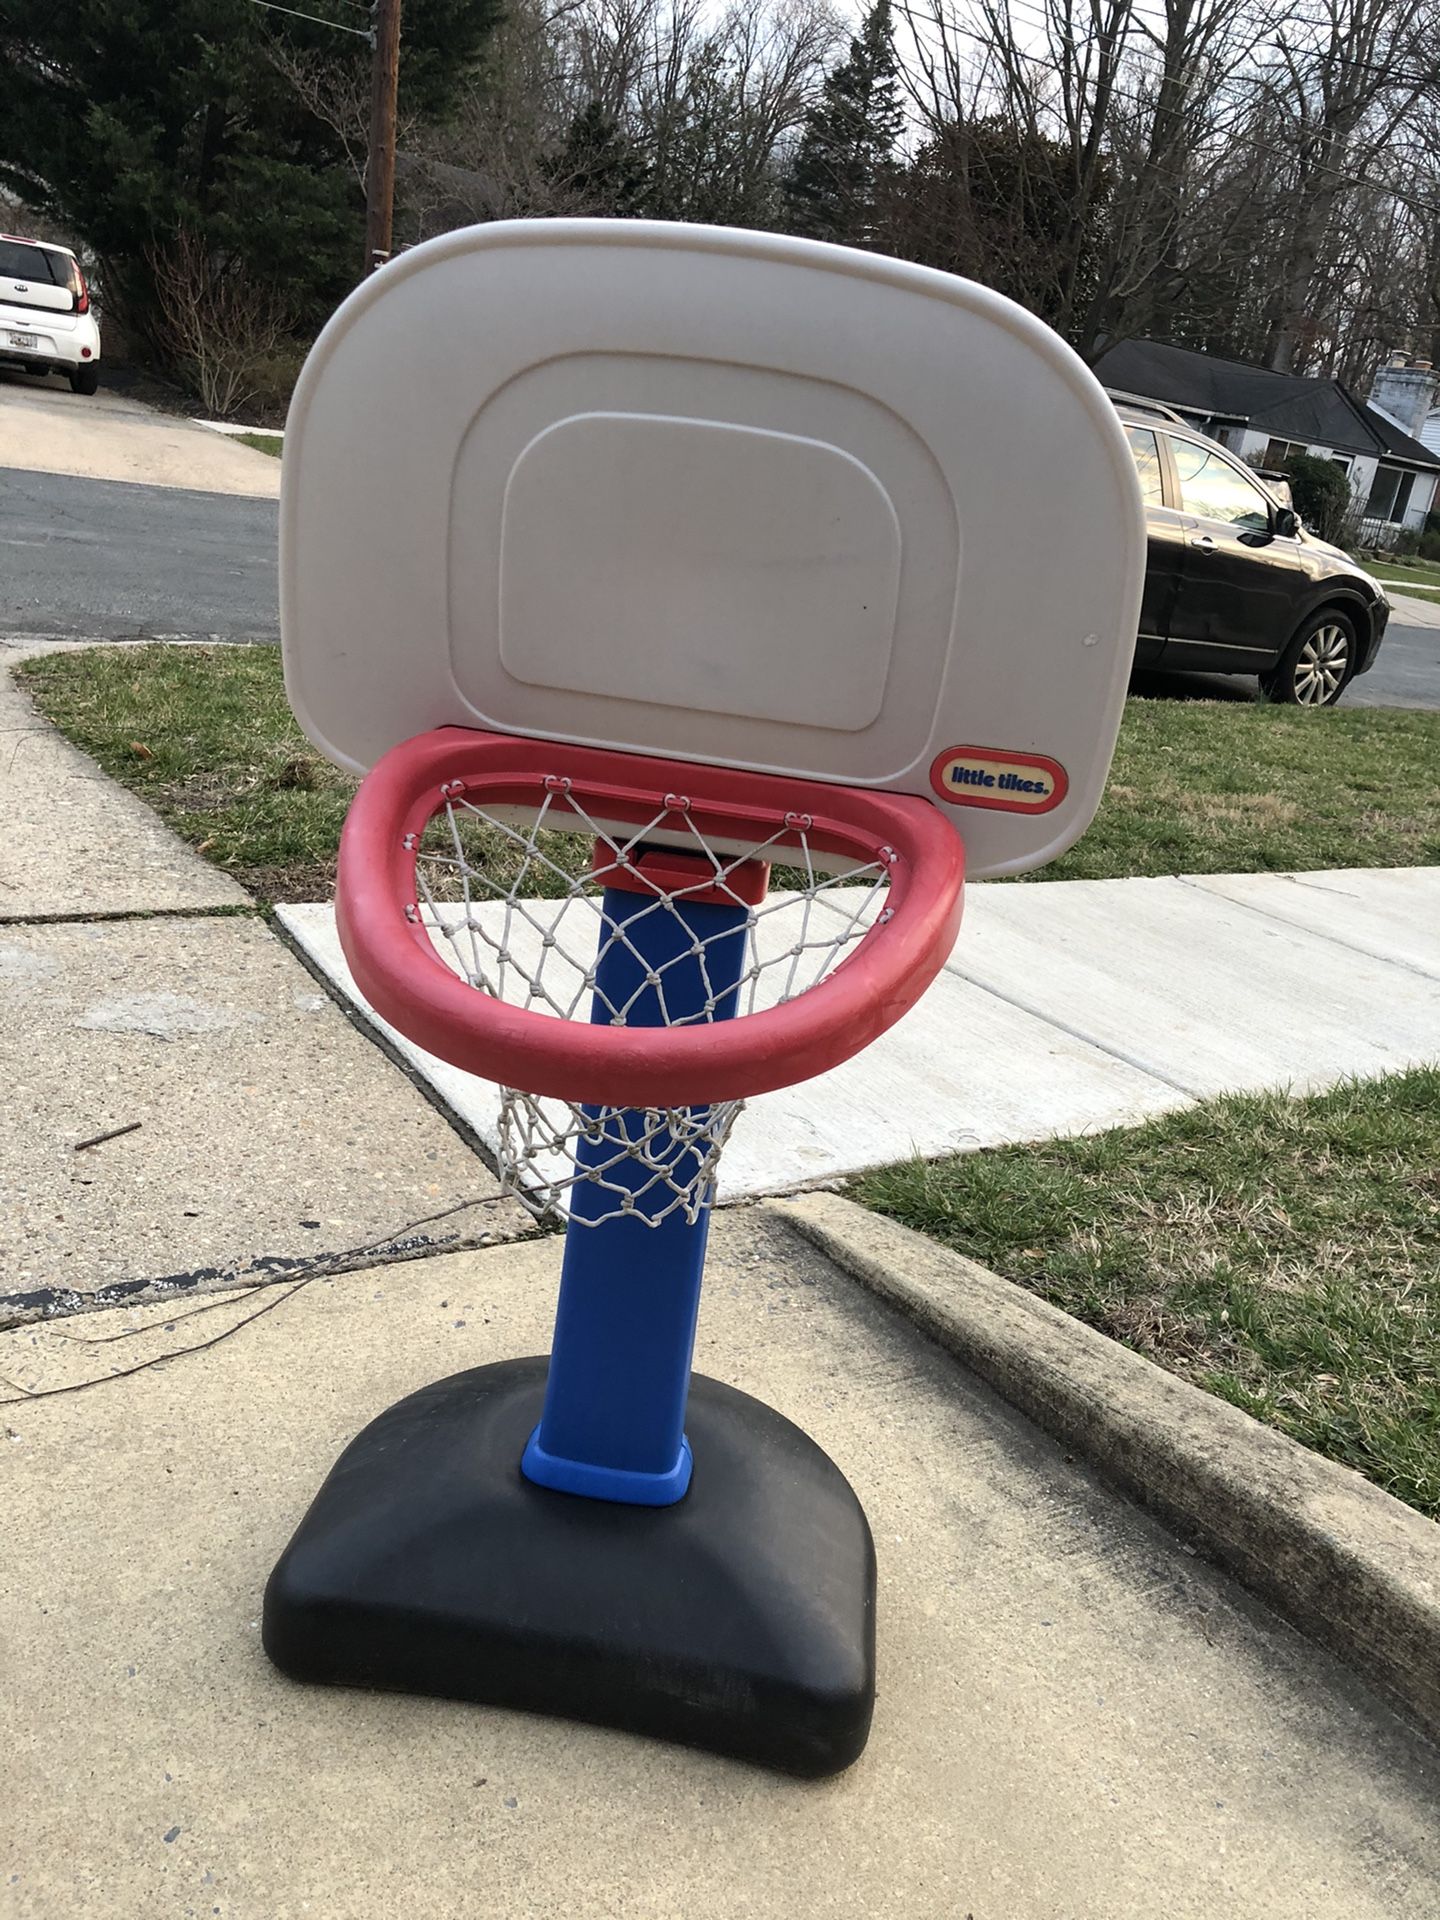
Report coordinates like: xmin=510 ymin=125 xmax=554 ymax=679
xmin=245 ymin=0 xmax=374 ymax=38
xmin=1264 ymin=35 xmax=1438 ymax=93
xmin=947 ymin=0 xmax=1439 ymax=91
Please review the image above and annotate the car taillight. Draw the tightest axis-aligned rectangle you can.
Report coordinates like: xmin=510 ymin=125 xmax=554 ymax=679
xmin=72 ymin=264 xmax=89 ymax=314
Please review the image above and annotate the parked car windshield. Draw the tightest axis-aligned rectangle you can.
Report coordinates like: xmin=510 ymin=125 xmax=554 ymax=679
xmin=1125 ymin=425 xmax=1165 ymax=503
xmin=1167 ymin=436 xmax=1272 ymax=532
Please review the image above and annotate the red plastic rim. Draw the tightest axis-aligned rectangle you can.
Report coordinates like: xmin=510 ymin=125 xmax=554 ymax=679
xmin=335 ymin=727 xmax=966 ymax=1108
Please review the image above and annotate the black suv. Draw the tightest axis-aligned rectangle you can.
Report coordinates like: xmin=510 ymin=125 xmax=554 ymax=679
xmin=1115 ymin=398 xmax=1390 ymax=706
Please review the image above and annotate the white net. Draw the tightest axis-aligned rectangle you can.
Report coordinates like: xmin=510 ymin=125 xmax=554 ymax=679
xmin=407 ymin=774 xmax=895 ymax=1225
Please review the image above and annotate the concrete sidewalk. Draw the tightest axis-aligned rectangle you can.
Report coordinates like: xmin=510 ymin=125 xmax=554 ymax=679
xmin=6 ymin=652 xmax=1440 ymax=1914
xmin=6 ymin=1208 xmax=1440 ymax=1919
xmin=281 ymin=862 xmax=1440 ymax=1204
xmin=1388 ymin=589 xmax=1440 ymax=629
xmin=1 ymin=654 xmax=529 ymax=1324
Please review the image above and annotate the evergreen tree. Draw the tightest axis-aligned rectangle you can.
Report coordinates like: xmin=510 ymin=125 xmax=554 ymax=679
xmin=0 ymin=0 xmax=500 ymax=342
xmin=873 ymin=119 xmax=1110 ymax=332
xmin=782 ymin=0 xmax=902 ymax=248
xmin=545 ymin=102 xmax=650 ymax=216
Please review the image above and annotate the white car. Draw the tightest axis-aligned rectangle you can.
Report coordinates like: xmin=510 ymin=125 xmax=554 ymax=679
xmin=0 ymin=234 xmax=101 ymax=395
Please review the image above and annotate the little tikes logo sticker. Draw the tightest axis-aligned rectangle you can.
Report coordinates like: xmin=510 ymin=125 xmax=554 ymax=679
xmin=929 ymin=746 xmax=1068 ymax=814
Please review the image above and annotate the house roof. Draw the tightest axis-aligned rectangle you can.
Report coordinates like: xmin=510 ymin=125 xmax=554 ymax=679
xmin=393 ymin=154 xmax=506 ymax=227
xmin=1093 ymin=339 xmax=1440 ymax=471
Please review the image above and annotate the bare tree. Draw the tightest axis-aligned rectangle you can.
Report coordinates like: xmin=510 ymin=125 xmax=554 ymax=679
xmin=421 ymin=0 xmax=840 ymax=229
xmin=404 ymin=0 xmax=585 ymax=221
xmin=613 ymin=0 xmax=842 ymax=223
xmin=271 ymin=0 xmax=1440 ymax=394
xmin=720 ymin=0 xmax=848 ymax=198
xmin=147 ymin=229 xmax=294 ymax=416
xmin=1251 ymin=0 xmax=1437 ymax=369
xmin=893 ymin=0 xmax=1277 ymax=350
xmin=263 ymin=31 xmax=427 ymax=195
xmin=1076 ymin=0 xmax=1281 ymax=350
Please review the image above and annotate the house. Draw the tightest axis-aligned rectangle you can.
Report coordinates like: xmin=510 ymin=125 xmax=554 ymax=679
xmin=1092 ymin=338 xmax=1440 ymax=546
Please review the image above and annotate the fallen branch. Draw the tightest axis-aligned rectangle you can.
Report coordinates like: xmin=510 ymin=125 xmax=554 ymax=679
xmin=73 ymin=1121 xmax=142 ymax=1152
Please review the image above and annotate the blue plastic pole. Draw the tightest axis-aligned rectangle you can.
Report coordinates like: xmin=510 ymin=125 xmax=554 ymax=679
xmin=520 ymin=879 xmax=752 ymax=1506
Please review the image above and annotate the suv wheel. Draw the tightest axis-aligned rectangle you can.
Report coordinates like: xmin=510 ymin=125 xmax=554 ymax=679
xmin=69 ymin=364 xmax=99 ymax=396
xmin=1260 ymin=610 xmax=1355 ymax=707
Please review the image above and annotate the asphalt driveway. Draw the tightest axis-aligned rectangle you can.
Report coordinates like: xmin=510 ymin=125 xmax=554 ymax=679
xmin=0 ymin=367 xmax=280 ymax=496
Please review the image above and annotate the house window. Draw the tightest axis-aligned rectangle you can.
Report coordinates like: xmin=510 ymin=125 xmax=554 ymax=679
xmin=1366 ymin=465 xmax=1415 ymax=524
xmin=1263 ymin=438 xmax=1305 ymax=467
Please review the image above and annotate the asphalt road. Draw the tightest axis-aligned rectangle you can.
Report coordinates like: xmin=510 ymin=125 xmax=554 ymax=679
xmin=1 ymin=462 xmax=1436 ymax=712
xmin=1130 ymin=615 xmax=1439 ymax=712
xmin=1330 ymin=616 xmax=1440 ymax=710
xmin=0 ymin=465 xmax=279 ymax=641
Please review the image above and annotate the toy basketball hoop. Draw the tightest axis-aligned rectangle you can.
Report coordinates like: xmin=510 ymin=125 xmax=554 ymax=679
xmin=334 ymin=724 xmax=965 ymax=1223
xmin=264 ymin=218 xmax=1146 ymax=1778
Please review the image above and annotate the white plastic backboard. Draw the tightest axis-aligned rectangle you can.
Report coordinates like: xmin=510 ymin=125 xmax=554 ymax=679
xmin=281 ymin=220 xmax=1145 ymax=878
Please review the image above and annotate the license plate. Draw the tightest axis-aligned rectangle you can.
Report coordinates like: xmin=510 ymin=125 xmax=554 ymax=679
xmin=7 ymin=332 xmax=38 ymax=350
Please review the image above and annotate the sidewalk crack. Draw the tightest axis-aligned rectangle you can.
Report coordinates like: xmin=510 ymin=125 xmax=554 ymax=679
xmin=938 ymin=969 xmax=1204 ymax=1097
xmin=1174 ymin=874 xmax=1440 ymax=982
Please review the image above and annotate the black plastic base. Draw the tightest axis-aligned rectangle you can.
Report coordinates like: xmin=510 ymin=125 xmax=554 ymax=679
xmin=263 ymin=1358 xmax=876 ymax=1777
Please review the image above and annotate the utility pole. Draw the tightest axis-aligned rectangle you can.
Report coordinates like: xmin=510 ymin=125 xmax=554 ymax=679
xmin=365 ymin=0 xmax=402 ymax=275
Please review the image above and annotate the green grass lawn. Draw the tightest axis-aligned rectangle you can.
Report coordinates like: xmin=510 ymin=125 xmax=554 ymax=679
xmin=22 ymin=645 xmax=351 ymax=901
xmin=16 ymin=644 xmax=1440 ymax=902
xmin=14 ymin=645 xmax=589 ymax=903
xmin=1368 ymin=559 xmax=1440 ymax=596
xmin=854 ymin=1070 xmax=1440 ymax=1517
xmin=1036 ymin=693 xmax=1440 ymax=880
xmin=234 ymin=432 xmax=283 ymax=458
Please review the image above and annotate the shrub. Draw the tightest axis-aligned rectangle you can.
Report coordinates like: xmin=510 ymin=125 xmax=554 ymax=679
xmin=243 ymin=343 xmax=309 ymax=422
xmin=1281 ymin=451 xmax=1353 ymax=543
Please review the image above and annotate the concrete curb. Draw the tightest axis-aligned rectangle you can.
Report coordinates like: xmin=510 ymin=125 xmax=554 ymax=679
xmin=768 ymin=1188 xmax=1440 ymax=1747
xmin=191 ymin=419 xmax=283 ymax=440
